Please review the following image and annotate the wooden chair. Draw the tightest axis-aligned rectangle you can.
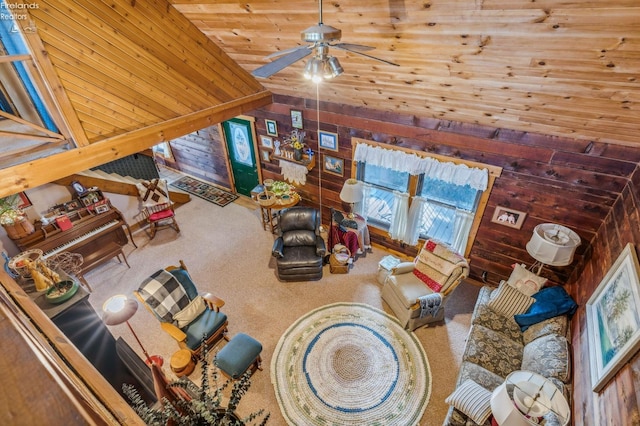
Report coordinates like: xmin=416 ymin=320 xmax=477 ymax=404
xmin=136 ymin=178 xmax=180 ymax=239
xmin=134 ymin=260 xmax=229 ymax=357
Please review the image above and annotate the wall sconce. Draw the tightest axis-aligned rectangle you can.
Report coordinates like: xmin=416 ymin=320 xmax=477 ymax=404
xmin=339 ymin=178 xmax=363 ymax=218
xmin=526 ymin=223 xmax=581 ymax=275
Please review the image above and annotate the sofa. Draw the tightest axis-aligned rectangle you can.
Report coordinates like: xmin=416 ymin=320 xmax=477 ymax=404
xmin=443 ymin=276 xmax=576 ymax=426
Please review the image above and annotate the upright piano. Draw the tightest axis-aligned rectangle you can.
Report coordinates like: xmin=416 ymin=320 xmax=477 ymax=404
xmin=12 ymin=201 xmax=136 ymax=282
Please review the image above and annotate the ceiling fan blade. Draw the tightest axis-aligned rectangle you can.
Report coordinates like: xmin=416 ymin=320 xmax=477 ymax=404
xmin=252 ymin=47 xmax=313 ymax=78
xmin=266 ymin=45 xmax=309 ymax=59
xmin=333 ymin=45 xmax=400 ymax=67
xmin=332 ymin=43 xmax=375 ymax=52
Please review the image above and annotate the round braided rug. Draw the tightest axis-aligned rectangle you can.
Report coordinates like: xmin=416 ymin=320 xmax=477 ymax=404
xmin=272 ymin=303 xmax=431 ymax=425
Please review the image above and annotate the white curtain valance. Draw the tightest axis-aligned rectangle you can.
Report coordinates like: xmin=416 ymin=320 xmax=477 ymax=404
xmin=354 ymin=143 xmax=489 ymax=191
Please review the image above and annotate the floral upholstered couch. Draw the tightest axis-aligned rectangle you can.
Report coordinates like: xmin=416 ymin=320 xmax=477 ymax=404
xmin=443 ymin=274 xmax=576 ymax=426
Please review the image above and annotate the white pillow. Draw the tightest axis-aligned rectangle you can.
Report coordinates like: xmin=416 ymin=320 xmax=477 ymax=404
xmin=507 ymin=264 xmax=547 ymax=296
xmin=172 ymin=295 xmax=206 ymax=328
xmin=488 ymin=281 xmax=535 ymax=317
xmin=445 ymin=379 xmax=493 ymax=425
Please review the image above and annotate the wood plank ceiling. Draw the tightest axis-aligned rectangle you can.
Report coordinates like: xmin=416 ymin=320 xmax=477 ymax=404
xmin=0 ymin=0 xmax=271 ymax=196
xmin=172 ymin=0 xmax=640 ymax=148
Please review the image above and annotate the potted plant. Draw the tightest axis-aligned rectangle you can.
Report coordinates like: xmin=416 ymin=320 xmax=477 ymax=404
xmin=0 ymin=194 xmax=34 ymax=239
xmin=123 ymin=338 xmax=269 ymax=426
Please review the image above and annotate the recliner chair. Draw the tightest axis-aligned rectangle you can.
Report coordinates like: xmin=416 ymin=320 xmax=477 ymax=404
xmin=271 ymin=207 xmax=326 ymax=282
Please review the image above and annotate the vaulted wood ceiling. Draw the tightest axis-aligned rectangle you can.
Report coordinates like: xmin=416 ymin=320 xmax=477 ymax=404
xmin=0 ymin=0 xmax=638 ymax=198
xmin=173 ymin=0 xmax=640 ymax=148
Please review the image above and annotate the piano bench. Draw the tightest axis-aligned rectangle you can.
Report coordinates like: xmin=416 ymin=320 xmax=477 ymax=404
xmin=80 ymin=241 xmax=130 ymax=276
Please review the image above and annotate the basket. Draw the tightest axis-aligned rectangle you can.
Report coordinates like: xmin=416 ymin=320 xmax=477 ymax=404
xmin=9 ymin=249 xmax=44 ymax=278
xmin=257 ymin=191 xmax=276 ymax=207
xmin=329 ymin=246 xmax=351 ymax=274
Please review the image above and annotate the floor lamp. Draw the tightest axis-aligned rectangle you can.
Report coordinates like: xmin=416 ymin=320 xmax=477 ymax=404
xmin=102 ymin=294 xmax=163 ymax=366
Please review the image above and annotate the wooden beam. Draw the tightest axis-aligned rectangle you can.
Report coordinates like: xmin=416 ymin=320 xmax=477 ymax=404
xmin=0 ymin=91 xmax=272 ymax=197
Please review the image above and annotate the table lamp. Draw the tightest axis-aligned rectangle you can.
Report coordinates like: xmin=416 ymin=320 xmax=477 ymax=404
xmin=491 ymin=370 xmax=570 ymax=426
xmin=339 ymin=178 xmax=363 ymax=218
xmin=102 ymin=294 xmax=163 ymax=366
xmin=526 ymin=223 xmax=581 ymax=275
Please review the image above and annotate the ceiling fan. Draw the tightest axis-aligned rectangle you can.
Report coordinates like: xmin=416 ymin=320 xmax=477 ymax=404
xmin=251 ymin=0 xmax=399 ymax=80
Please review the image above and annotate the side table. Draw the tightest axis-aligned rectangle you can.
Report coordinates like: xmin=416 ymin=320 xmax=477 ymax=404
xmin=170 ymin=349 xmax=195 ymax=377
xmin=377 ymin=255 xmax=401 ymax=285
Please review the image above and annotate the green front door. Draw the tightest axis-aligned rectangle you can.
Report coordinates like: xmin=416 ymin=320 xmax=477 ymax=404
xmin=222 ymin=118 xmax=259 ymax=197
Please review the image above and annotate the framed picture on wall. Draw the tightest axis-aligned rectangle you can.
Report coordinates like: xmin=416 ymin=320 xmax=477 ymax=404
xmin=260 ymin=149 xmax=271 ymax=162
xmin=16 ymin=192 xmax=32 ymax=209
xmin=260 ymin=135 xmax=273 ymax=149
xmin=152 ymin=142 xmax=174 ymax=160
xmin=323 ymin=154 xmax=344 ymax=176
xmin=586 ymin=243 xmax=640 ymax=392
xmin=290 ymin=110 xmax=303 ymax=129
xmin=265 ymin=119 xmax=278 ymax=136
xmin=490 ymin=206 xmax=527 ymax=229
xmin=319 ymin=130 xmax=338 ymax=152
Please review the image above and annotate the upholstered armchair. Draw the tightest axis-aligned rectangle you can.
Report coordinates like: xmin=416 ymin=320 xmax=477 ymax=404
xmin=271 ymin=207 xmax=326 ymax=282
xmin=134 ymin=260 xmax=229 ymax=356
xmin=381 ymin=239 xmax=469 ymax=330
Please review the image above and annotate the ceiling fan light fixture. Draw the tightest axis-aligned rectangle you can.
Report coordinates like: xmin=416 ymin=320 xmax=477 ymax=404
xmin=327 ymin=56 xmax=343 ymax=78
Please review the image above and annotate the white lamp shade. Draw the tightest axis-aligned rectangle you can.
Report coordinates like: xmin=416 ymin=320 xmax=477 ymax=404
xmin=339 ymin=179 xmax=364 ymax=203
xmin=526 ymin=223 xmax=581 ymax=267
xmin=491 ymin=370 xmax=570 ymax=426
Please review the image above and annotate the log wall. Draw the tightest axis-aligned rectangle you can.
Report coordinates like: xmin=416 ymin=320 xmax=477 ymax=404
xmin=567 ymin=166 xmax=640 ymax=426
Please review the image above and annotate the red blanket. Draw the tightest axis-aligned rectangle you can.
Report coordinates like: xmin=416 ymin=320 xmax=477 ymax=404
xmin=329 ymin=225 xmax=359 ymax=257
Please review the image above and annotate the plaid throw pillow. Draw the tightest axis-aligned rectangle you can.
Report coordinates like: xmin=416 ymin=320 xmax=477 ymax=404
xmin=138 ymin=269 xmax=190 ymax=322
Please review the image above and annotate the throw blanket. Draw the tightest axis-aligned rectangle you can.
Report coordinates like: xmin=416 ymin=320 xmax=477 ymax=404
xmin=418 ymin=293 xmax=443 ymax=318
xmin=138 ymin=269 xmax=190 ymax=322
xmin=413 ymin=239 xmax=467 ymax=293
xmin=329 ymin=225 xmax=359 ymax=257
xmin=514 ymin=286 xmax=578 ymax=331
xmin=279 ymin=160 xmax=309 ymax=185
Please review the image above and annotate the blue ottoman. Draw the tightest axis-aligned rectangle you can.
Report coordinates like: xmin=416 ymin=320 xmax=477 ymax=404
xmin=215 ymin=333 xmax=263 ymax=379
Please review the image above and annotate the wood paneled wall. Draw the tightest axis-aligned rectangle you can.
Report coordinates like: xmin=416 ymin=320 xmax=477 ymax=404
xmin=249 ymin=94 xmax=639 ymax=284
xmin=166 ymin=125 xmax=232 ymax=190
xmin=567 ymin=166 xmax=640 ymax=426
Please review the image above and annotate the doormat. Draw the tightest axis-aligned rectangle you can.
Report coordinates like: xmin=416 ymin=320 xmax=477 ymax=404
xmin=170 ymin=176 xmax=238 ymax=207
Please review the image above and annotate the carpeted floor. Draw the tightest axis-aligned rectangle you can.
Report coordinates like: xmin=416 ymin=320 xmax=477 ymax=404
xmin=170 ymin=176 xmax=238 ymax=207
xmin=84 ymin=195 xmax=480 ymax=426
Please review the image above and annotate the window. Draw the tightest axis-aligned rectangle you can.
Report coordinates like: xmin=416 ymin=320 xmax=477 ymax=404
xmin=353 ymin=139 xmax=500 ymax=256
xmin=416 ymin=177 xmax=481 ymax=245
xmin=0 ymin=10 xmax=57 ymax=131
xmin=361 ymin=164 xmax=409 ymax=229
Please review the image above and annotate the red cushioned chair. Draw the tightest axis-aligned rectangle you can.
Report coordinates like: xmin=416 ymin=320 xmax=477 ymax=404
xmin=136 ymin=178 xmax=180 ymax=239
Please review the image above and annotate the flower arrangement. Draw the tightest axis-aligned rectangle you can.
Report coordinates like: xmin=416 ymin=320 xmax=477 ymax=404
xmin=0 ymin=194 xmax=27 ymax=226
xmin=285 ymin=129 xmax=305 ymax=150
xmin=271 ymin=180 xmax=292 ymax=196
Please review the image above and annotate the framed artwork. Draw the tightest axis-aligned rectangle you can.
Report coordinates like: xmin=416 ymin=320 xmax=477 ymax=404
xmin=260 ymin=135 xmax=273 ymax=149
xmin=319 ymin=130 xmax=339 ymax=152
xmin=152 ymin=142 xmax=174 ymax=160
xmin=95 ymin=203 xmax=110 ymax=214
xmin=490 ymin=206 xmax=527 ymax=229
xmin=260 ymin=149 xmax=271 ymax=162
xmin=16 ymin=192 xmax=32 ymax=209
xmin=290 ymin=110 xmax=303 ymax=129
xmin=323 ymin=154 xmax=344 ymax=176
xmin=64 ymin=199 xmax=81 ymax=212
xmin=586 ymin=243 xmax=640 ymax=392
xmin=265 ymin=119 xmax=278 ymax=136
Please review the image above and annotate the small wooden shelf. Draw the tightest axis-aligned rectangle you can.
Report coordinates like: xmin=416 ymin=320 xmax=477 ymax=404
xmin=273 ymin=152 xmax=316 ymax=170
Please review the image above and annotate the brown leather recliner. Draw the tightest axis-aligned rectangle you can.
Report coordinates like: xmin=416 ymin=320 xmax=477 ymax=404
xmin=271 ymin=207 xmax=326 ymax=282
